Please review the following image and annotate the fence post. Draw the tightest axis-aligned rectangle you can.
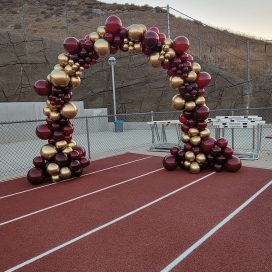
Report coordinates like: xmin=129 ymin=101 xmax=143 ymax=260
xmin=85 ymin=116 xmax=91 ymax=159
xmin=166 ymin=5 xmax=171 ymax=39
xmin=151 ymin=110 xmax=154 ymax=122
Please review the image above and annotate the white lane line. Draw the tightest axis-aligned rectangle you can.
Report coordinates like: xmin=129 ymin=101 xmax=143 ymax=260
xmin=4 ymin=172 xmax=215 ymax=272
xmin=0 ymin=156 xmax=153 ymax=199
xmin=161 ymin=179 xmax=272 ymax=272
xmin=0 ymin=167 xmax=163 ymax=226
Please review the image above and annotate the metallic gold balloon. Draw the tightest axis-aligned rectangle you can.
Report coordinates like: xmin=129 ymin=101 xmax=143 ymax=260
xmin=128 ymin=46 xmax=134 ymax=53
xmin=186 ymin=71 xmax=198 ymax=82
xmin=195 ymin=96 xmax=206 ymax=105
xmin=49 ymin=104 xmax=57 ymax=112
xmin=47 ymin=163 xmax=60 ymax=175
xmin=170 ymin=76 xmax=184 ymax=89
xmin=50 ymin=69 xmax=70 ymax=87
xmin=172 ymin=94 xmax=185 ymax=110
xmin=94 ymin=39 xmax=110 ymax=57
xmin=192 ymin=62 xmax=201 ymax=73
xmin=70 ymin=76 xmax=81 ymax=87
xmin=62 ymin=146 xmax=73 ymax=155
xmin=134 ymin=43 xmax=142 ymax=53
xmin=129 ymin=41 xmax=134 ymax=46
xmin=165 ymin=48 xmax=176 ymax=59
xmin=184 ymin=160 xmax=191 ymax=169
xmin=58 ymin=53 xmax=69 ymax=66
xmin=164 ymin=38 xmax=173 ymax=46
xmin=185 ymin=101 xmax=196 ymax=111
xmin=68 ymin=60 xmax=74 ymax=66
xmin=43 ymin=107 xmax=51 ymax=116
xmin=64 ymin=65 xmax=75 ymax=76
xmin=124 ymin=38 xmax=129 ymax=44
xmin=97 ymin=26 xmax=106 ymax=38
xmin=122 ymin=44 xmax=129 ymax=51
xmin=49 ymin=111 xmax=60 ymax=121
xmin=60 ymin=167 xmax=72 ymax=179
xmin=163 ymin=45 xmax=170 ymax=52
xmin=68 ymin=140 xmax=77 ymax=149
xmin=128 ymin=24 xmax=143 ymax=42
xmin=200 ymin=128 xmax=211 ymax=138
xmin=54 ymin=64 xmax=63 ymax=70
xmin=75 ymin=71 xmax=83 ymax=77
xmin=190 ymin=136 xmax=201 ymax=146
xmin=51 ymin=175 xmax=61 ymax=182
xmin=61 ymin=102 xmax=78 ymax=119
xmin=185 ymin=151 xmax=195 ymax=162
xmin=190 ymin=162 xmax=200 ymax=174
xmin=181 ymin=134 xmax=190 ymax=143
xmin=149 ymin=52 xmax=161 ymax=68
xmin=196 ymin=153 xmax=206 ymax=164
xmin=79 ymin=66 xmax=84 ymax=72
xmin=139 ymin=24 xmax=147 ymax=33
xmin=188 ymin=128 xmax=199 ymax=137
xmin=158 ymin=55 xmax=165 ymax=61
xmin=56 ymin=140 xmax=68 ymax=150
xmin=72 ymin=64 xmax=78 ymax=71
xmin=47 ymin=74 xmax=51 ymax=82
xmin=89 ymin=32 xmax=99 ymax=42
xmin=40 ymin=144 xmax=57 ymax=160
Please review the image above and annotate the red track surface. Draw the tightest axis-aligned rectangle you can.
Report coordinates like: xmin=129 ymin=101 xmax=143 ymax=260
xmin=0 ymin=153 xmax=271 ymax=272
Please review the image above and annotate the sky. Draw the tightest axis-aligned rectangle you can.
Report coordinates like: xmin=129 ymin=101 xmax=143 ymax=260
xmin=101 ymin=0 xmax=272 ymax=40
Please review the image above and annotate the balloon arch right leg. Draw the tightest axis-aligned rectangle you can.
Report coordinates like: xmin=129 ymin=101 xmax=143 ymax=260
xmin=27 ymin=15 xmax=241 ymax=185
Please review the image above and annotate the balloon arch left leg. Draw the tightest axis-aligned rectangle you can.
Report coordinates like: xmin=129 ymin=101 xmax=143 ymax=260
xmin=27 ymin=15 xmax=241 ymax=185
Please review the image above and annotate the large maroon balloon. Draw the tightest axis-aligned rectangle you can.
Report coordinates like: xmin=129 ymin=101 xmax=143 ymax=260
xmin=105 ymin=15 xmax=122 ymax=34
xmin=144 ymin=31 xmax=159 ymax=48
xmin=34 ymin=80 xmax=51 ymax=96
xmin=163 ymin=155 xmax=178 ymax=171
xmin=194 ymin=105 xmax=210 ymax=121
xmin=196 ymin=72 xmax=211 ymax=88
xmin=149 ymin=27 xmax=159 ymax=34
xmin=27 ymin=167 xmax=45 ymax=185
xmin=170 ymin=146 xmax=180 ymax=156
xmin=33 ymin=156 xmax=45 ymax=168
xmin=36 ymin=124 xmax=52 ymax=140
xmin=216 ymin=138 xmax=228 ymax=148
xmin=69 ymin=150 xmax=80 ymax=161
xmin=74 ymin=146 xmax=86 ymax=158
xmin=173 ymin=36 xmax=190 ymax=54
xmin=222 ymin=147 xmax=234 ymax=158
xmin=225 ymin=156 xmax=242 ymax=172
xmin=201 ymin=137 xmax=216 ymax=154
xmin=55 ymin=153 xmax=69 ymax=167
xmin=63 ymin=37 xmax=80 ymax=54
xmin=80 ymin=157 xmax=90 ymax=168
xmin=70 ymin=160 xmax=81 ymax=171
xmin=210 ymin=145 xmax=222 ymax=157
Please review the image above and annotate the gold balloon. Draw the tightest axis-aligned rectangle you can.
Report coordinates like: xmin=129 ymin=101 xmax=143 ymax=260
xmin=58 ymin=53 xmax=69 ymax=67
xmin=47 ymin=163 xmax=60 ymax=175
xmin=185 ymin=151 xmax=195 ymax=162
xmin=128 ymin=24 xmax=143 ymax=42
xmin=68 ymin=59 xmax=74 ymax=66
xmin=122 ymin=44 xmax=129 ymax=51
xmin=40 ymin=144 xmax=57 ymax=160
xmin=54 ymin=64 xmax=63 ymax=70
xmin=196 ymin=153 xmax=206 ymax=164
xmin=181 ymin=134 xmax=190 ymax=143
xmin=200 ymin=128 xmax=211 ymax=138
xmin=184 ymin=160 xmax=191 ymax=169
xmin=72 ymin=64 xmax=78 ymax=71
xmin=61 ymin=102 xmax=78 ymax=119
xmin=165 ymin=48 xmax=176 ymax=59
xmin=60 ymin=167 xmax=72 ymax=179
xmin=62 ymin=146 xmax=73 ymax=155
xmin=64 ymin=65 xmax=75 ymax=76
xmin=186 ymin=71 xmax=198 ymax=82
xmin=195 ymin=96 xmax=206 ymax=105
xmin=188 ymin=128 xmax=199 ymax=137
xmin=97 ymin=26 xmax=106 ymax=38
xmin=94 ymin=39 xmax=110 ymax=57
xmin=163 ymin=45 xmax=170 ymax=52
xmin=139 ymin=24 xmax=147 ymax=33
xmin=51 ymin=175 xmax=61 ymax=182
xmin=185 ymin=101 xmax=196 ymax=111
xmin=129 ymin=41 xmax=134 ymax=46
xmin=89 ymin=32 xmax=99 ymax=42
xmin=75 ymin=71 xmax=83 ymax=77
xmin=134 ymin=43 xmax=142 ymax=53
xmin=79 ymin=66 xmax=84 ymax=72
xmin=70 ymin=76 xmax=81 ymax=87
xmin=47 ymin=74 xmax=51 ymax=82
xmin=68 ymin=140 xmax=77 ymax=149
xmin=192 ymin=62 xmax=201 ymax=73
xmin=48 ymin=103 xmax=57 ymax=111
xmin=164 ymin=38 xmax=173 ymax=46
xmin=158 ymin=55 xmax=165 ymax=61
xmin=172 ymin=94 xmax=185 ymax=110
xmin=50 ymin=111 xmax=60 ymax=121
xmin=43 ymin=107 xmax=51 ymax=116
xmin=128 ymin=46 xmax=134 ymax=53
xmin=170 ymin=76 xmax=184 ymax=89
xmin=190 ymin=136 xmax=202 ymax=146
xmin=149 ymin=52 xmax=161 ymax=68
xmin=56 ymin=140 xmax=68 ymax=150
xmin=190 ymin=162 xmax=201 ymax=174
xmin=50 ymin=69 xmax=70 ymax=87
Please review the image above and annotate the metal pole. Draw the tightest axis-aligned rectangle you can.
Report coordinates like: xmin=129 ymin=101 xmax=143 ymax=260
xmin=85 ymin=116 xmax=91 ymax=159
xmin=108 ymin=57 xmax=117 ymax=121
xmin=246 ymin=40 xmax=251 ymax=115
xmin=166 ymin=4 xmax=171 ymax=39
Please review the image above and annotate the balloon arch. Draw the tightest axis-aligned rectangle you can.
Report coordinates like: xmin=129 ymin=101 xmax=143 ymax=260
xmin=27 ymin=15 xmax=241 ymax=185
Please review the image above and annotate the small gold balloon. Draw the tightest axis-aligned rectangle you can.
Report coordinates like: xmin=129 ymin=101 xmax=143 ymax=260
xmin=60 ymin=167 xmax=72 ymax=179
xmin=149 ymin=52 xmax=161 ymax=68
xmin=51 ymin=175 xmax=61 ymax=182
xmin=164 ymin=38 xmax=173 ymax=46
xmin=54 ymin=64 xmax=63 ymax=70
xmin=58 ymin=53 xmax=69 ymax=66
xmin=134 ymin=43 xmax=142 ymax=53
xmin=124 ymin=38 xmax=129 ymax=44
xmin=163 ymin=45 xmax=170 ymax=52
xmin=188 ymin=128 xmax=199 ymax=137
xmin=68 ymin=60 xmax=74 ymax=66
xmin=94 ymin=39 xmax=110 ymax=57
xmin=181 ymin=134 xmax=190 ymax=143
xmin=167 ymin=48 xmax=176 ymax=59
xmin=97 ymin=26 xmax=106 ymax=38
xmin=129 ymin=41 xmax=134 ymax=46
xmin=64 ymin=65 xmax=75 ymax=76
xmin=49 ymin=111 xmax=60 ymax=121
xmin=184 ymin=160 xmax=191 ymax=169
xmin=196 ymin=153 xmax=206 ymax=164
xmin=158 ymin=55 xmax=165 ymax=61
xmin=185 ymin=101 xmax=196 ymax=111
xmin=139 ymin=24 xmax=147 ymax=33
xmin=47 ymin=163 xmax=60 ymax=175
xmin=192 ymin=62 xmax=201 ymax=73
xmin=186 ymin=71 xmax=198 ymax=82
xmin=68 ymin=140 xmax=77 ymax=149
xmin=48 ymin=103 xmax=57 ymax=111
xmin=122 ymin=44 xmax=129 ymax=51
xmin=79 ymin=66 xmax=84 ymax=72
xmin=40 ymin=144 xmax=57 ymax=160
xmin=172 ymin=94 xmax=185 ymax=110
xmin=190 ymin=162 xmax=201 ymax=174
xmin=70 ymin=76 xmax=81 ymax=87
xmin=89 ymin=32 xmax=99 ymax=42
xmin=43 ymin=107 xmax=51 ymax=116
xmin=50 ymin=69 xmax=70 ymax=87
xmin=190 ymin=136 xmax=202 ymax=146
xmin=61 ymin=102 xmax=78 ymax=119
xmin=195 ymin=96 xmax=206 ymax=105
xmin=62 ymin=146 xmax=73 ymax=155
xmin=185 ymin=151 xmax=195 ymax=162
xmin=75 ymin=71 xmax=82 ymax=77
xmin=170 ymin=76 xmax=184 ymax=89
xmin=72 ymin=64 xmax=78 ymax=71
xmin=164 ymin=59 xmax=169 ymax=64
xmin=128 ymin=46 xmax=134 ymax=53
xmin=56 ymin=140 xmax=68 ymax=150
xmin=128 ymin=24 xmax=144 ymax=42
xmin=200 ymin=128 xmax=211 ymax=138
xmin=47 ymin=74 xmax=51 ymax=82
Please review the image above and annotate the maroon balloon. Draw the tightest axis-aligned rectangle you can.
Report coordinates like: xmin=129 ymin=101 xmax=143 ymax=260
xmin=119 ymin=27 xmax=128 ymax=39
xmin=201 ymin=137 xmax=216 ymax=154
xmin=55 ymin=153 xmax=69 ymax=167
xmin=64 ymin=135 xmax=72 ymax=143
xmin=27 ymin=167 xmax=45 ymax=185
xmin=191 ymin=146 xmax=201 ymax=155
xmin=181 ymin=124 xmax=190 ymax=133
xmin=36 ymin=124 xmax=52 ymax=140
xmin=177 ymin=149 xmax=185 ymax=159
xmin=216 ymin=138 xmax=228 ymax=148
xmin=196 ymin=72 xmax=211 ymax=88
xmin=69 ymin=150 xmax=80 ymax=161
xmin=225 ymin=156 xmax=242 ymax=172
xmin=197 ymin=121 xmax=208 ymax=130
xmin=187 ymin=54 xmax=194 ymax=63
xmin=83 ymin=39 xmax=93 ymax=51
xmin=53 ymin=130 xmax=65 ymax=141
xmin=184 ymin=143 xmax=192 ymax=152
xmin=105 ymin=15 xmax=122 ymax=34
xmin=104 ymin=32 xmax=113 ymax=43
xmin=173 ymin=36 xmax=190 ymax=54
xmin=194 ymin=105 xmax=210 ymax=121
xmin=80 ymin=157 xmax=90 ymax=168
xmin=216 ymin=155 xmax=227 ymax=165
xmin=33 ymin=156 xmax=45 ymax=168
xmin=163 ymin=155 xmax=178 ymax=171
xmin=223 ymin=147 xmax=234 ymax=158
xmin=74 ymin=146 xmax=86 ymax=158
xmin=183 ymin=110 xmax=194 ymax=119
xmin=214 ymin=163 xmax=224 ymax=172
xmin=179 ymin=115 xmax=188 ymax=124
xmin=51 ymin=123 xmax=61 ymax=131
xmin=210 ymin=145 xmax=222 ymax=157
xmin=73 ymin=167 xmax=83 ymax=177
xmin=170 ymin=146 xmax=180 ymax=156
xmin=206 ymin=153 xmax=215 ymax=162
xmin=70 ymin=160 xmax=81 ymax=171
xmin=63 ymin=37 xmax=80 ymax=54
xmin=48 ymin=138 xmax=56 ymax=145
xmin=148 ymin=27 xmax=159 ymax=34
xmin=198 ymin=89 xmax=205 ymax=96
xmin=144 ymin=31 xmax=159 ymax=48
xmin=63 ymin=125 xmax=74 ymax=136
xmin=158 ymin=33 xmax=166 ymax=43
xmin=34 ymin=80 xmax=51 ymax=96
xmin=187 ymin=119 xmax=196 ymax=127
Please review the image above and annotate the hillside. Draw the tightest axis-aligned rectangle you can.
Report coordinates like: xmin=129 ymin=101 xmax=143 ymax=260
xmin=0 ymin=0 xmax=271 ymax=113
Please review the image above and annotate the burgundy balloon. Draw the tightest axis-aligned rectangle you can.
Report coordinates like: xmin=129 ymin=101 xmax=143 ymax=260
xmin=54 ymin=153 xmax=69 ymax=167
xmin=105 ymin=15 xmax=122 ymax=34
xmin=33 ymin=156 xmax=45 ymax=168
xmin=201 ymin=137 xmax=216 ymax=154
xmin=225 ymin=156 xmax=242 ymax=172
xmin=63 ymin=37 xmax=80 ymax=54
xmin=173 ymin=36 xmax=190 ymax=54
xmin=53 ymin=130 xmax=65 ymax=141
xmin=180 ymin=53 xmax=189 ymax=62
xmin=183 ymin=110 xmax=194 ymax=119
xmin=214 ymin=163 xmax=224 ymax=172
xmin=184 ymin=143 xmax=192 ymax=152
xmin=144 ymin=31 xmax=159 ymax=48
xmin=210 ymin=145 xmax=222 ymax=157
xmin=70 ymin=160 xmax=81 ymax=171
xmin=216 ymin=138 xmax=228 ymax=148
xmin=170 ymin=146 xmax=180 ymax=156
xmin=34 ymin=80 xmax=51 ymax=96
xmin=149 ymin=27 xmax=159 ymax=34
xmin=80 ymin=157 xmax=90 ymax=168
xmin=83 ymin=39 xmax=93 ymax=51
xmin=197 ymin=121 xmax=208 ymax=130
xmin=63 ymin=125 xmax=74 ymax=136
xmin=198 ymin=89 xmax=205 ymax=96
xmin=36 ymin=124 xmax=52 ymax=140
xmin=223 ymin=147 xmax=234 ymax=158
xmin=27 ymin=167 xmax=45 ymax=185
xmin=113 ymin=35 xmax=121 ymax=46
xmin=187 ymin=54 xmax=194 ymax=62
xmin=191 ymin=146 xmax=201 ymax=155
xmin=177 ymin=149 xmax=185 ymax=159
xmin=181 ymin=124 xmax=190 ymax=133
xmin=74 ymin=146 xmax=86 ymax=158
xmin=73 ymin=167 xmax=83 ymax=177
xmin=48 ymin=138 xmax=56 ymax=145
xmin=69 ymin=150 xmax=80 ymax=161
xmin=163 ymin=155 xmax=178 ymax=171
xmin=206 ymin=153 xmax=215 ymax=162
xmin=179 ymin=115 xmax=188 ymax=124
xmin=187 ymin=119 xmax=196 ymax=127
xmin=51 ymin=123 xmax=61 ymax=131
xmin=158 ymin=33 xmax=166 ymax=43
xmin=64 ymin=135 xmax=72 ymax=143
xmin=194 ymin=105 xmax=210 ymax=121
xmin=216 ymin=155 xmax=227 ymax=165
xmin=119 ymin=27 xmax=128 ymax=39
xmin=104 ymin=32 xmax=113 ymax=43
xmin=196 ymin=72 xmax=211 ymax=88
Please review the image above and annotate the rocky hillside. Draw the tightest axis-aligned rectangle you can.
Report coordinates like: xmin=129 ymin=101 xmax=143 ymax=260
xmin=0 ymin=0 xmax=271 ymax=113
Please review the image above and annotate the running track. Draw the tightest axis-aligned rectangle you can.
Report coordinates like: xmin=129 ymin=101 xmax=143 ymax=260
xmin=0 ymin=152 xmax=271 ymax=272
